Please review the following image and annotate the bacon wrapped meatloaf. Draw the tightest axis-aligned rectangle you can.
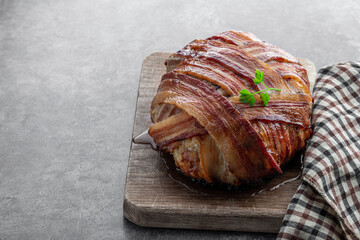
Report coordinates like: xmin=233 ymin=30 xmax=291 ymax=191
xmin=148 ymin=30 xmax=312 ymax=186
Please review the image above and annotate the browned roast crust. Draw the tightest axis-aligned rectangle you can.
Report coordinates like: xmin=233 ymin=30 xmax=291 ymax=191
xmin=150 ymin=31 xmax=313 ymax=186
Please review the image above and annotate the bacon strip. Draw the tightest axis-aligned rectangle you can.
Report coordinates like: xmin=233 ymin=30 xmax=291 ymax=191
xmin=240 ymin=104 xmax=310 ymax=128
xmin=243 ymin=41 xmax=299 ymax=63
xmin=149 ymin=111 xmax=207 ymax=147
xmin=252 ymin=121 xmax=311 ymax=165
xmin=268 ymin=61 xmax=310 ymax=88
xmin=151 ymin=103 xmax=182 ymax=122
xmin=199 ymin=134 xmax=218 ymax=183
xmin=172 ymin=59 xmax=248 ymax=96
xmin=209 ymin=30 xmax=261 ymax=46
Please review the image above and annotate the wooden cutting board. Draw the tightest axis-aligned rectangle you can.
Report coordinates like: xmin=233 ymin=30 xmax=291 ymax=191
xmin=123 ymin=52 xmax=316 ymax=233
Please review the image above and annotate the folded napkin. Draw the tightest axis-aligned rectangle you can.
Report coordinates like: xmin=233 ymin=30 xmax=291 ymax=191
xmin=278 ymin=62 xmax=360 ymax=240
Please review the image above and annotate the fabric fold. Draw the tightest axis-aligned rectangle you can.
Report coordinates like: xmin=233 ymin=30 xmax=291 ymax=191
xmin=278 ymin=62 xmax=360 ymax=240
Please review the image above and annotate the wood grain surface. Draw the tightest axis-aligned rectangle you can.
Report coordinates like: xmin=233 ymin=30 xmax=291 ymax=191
xmin=123 ymin=52 xmax=316 ymax=233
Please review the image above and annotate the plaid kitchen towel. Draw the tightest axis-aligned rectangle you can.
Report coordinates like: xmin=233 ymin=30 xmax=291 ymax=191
xmin=278 ymin=62 xmax=360 ymax=240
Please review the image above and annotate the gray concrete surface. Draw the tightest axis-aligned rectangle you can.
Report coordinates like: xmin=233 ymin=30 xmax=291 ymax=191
xmin=0 ymin=0 xmax=359 ymax=239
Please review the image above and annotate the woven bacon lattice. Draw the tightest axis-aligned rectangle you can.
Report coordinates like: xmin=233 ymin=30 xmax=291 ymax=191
xmin=149 ymin=31 xmax=312 ymax=186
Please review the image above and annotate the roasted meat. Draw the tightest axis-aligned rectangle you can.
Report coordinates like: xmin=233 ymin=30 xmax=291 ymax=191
xmin=149 ymin=30 xmax=312 ymax=186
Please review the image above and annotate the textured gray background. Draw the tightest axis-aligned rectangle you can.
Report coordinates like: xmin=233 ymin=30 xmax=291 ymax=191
xmin=0 ymin=0 xmax=359 ymax=239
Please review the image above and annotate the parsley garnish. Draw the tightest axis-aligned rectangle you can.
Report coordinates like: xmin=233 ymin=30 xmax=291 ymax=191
xmin=239 ymin=70 xmax=281 ymax=106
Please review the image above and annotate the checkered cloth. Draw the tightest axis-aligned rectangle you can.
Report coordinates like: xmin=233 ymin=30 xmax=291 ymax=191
xmin=277 ymin=62 xmax=360 ymax=240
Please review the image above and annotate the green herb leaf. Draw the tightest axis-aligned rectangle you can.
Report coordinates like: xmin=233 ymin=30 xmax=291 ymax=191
xmin=240 ymin=95 xmax=251 ymax=104
xmin=239 ymin=69 xmax=281 ymax=107
xmin=255 ymin=69 xmax=261 ymax=79
xmin=253 ymin=77 xmax=263 ymax=85
xmin=253 ymin=69 xmax=264 ymax=85
xmin=239 ymin=89 xmax=251 ymax=96
xmin=249 ymin=96 xmax=255 ymax=106
xmin=260 ymin=92 xmax=270 ymax=106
